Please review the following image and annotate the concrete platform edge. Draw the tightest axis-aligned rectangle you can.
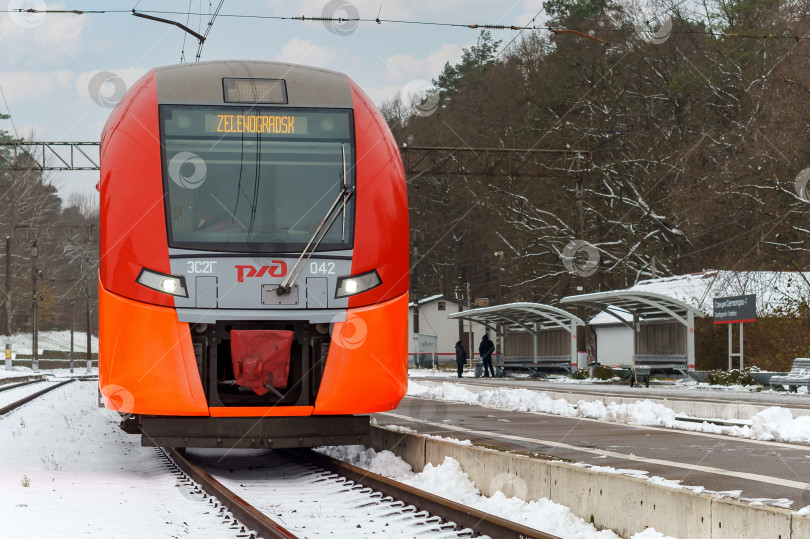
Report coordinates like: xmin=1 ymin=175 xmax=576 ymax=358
xmin=370 ymin=424 xmax=810 ymax=539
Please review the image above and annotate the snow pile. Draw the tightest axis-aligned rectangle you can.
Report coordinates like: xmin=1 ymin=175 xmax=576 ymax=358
xmin=577 ymin=399 xmax=678 ymax=427
xmin=404 ymin=457 xmax=623 ymax=539
xmin=408 ymin=382 xmax=578 ymax=417
xmin=408 ymin=381 xmax=679 ymax=428
xmin=408 ymin=381 xmax=810 ymax=444
xmin=320 ymin=445 xmax=675 ymax=539
xmin=321 ymin=445 xmax=415 ymax=478
xmin=750 ymin=407 xmax=810 ymax=443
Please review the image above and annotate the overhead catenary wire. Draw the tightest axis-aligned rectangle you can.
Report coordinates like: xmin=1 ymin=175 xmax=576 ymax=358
xmin=195 ymin=0 xmax=225 ymax=62
xmin=179 ymin=0 xmax=194 ymax=62
xmin=5 ymin=7 xmax=810 ymax=42
xmin=497 ymin=7 xmax=544 ymax=58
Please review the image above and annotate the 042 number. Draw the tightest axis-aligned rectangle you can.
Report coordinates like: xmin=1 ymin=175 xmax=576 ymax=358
xmin=310 ymin=262 xmax=335 ymax=275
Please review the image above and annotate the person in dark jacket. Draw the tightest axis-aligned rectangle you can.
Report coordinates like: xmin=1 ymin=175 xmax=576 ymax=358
xmin=479 ymin=334 xmax=495 ymax=378
xmin=455 ymin=341 xmax=467 ymax=378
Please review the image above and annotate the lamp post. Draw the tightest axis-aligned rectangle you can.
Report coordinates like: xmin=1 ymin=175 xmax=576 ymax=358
xmin=4 ymin=236 xmax=10 ymax=371
xmin=31 ymin=241 xmax=38 ymax=373
xmin=69 ymin=298 xmax=75 ymax=374
xmin=85 ymin=295 xmax=91 ymax=374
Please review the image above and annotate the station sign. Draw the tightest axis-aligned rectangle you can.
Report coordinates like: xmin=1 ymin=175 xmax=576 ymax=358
xmin=713 ymin=294 xmax=756 ymax=324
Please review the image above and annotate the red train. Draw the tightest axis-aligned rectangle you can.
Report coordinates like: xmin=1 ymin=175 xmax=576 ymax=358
xmin=98 ymin=61 xmax=408 ymax=448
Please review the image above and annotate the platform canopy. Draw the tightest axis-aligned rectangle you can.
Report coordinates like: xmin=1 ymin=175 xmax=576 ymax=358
xmin=449 ymin=302 xmax=584 ymax=366
xmin=449 ymin=302 xmax=584 ymax=334
xmin=560 ymin=290 xmax=703 ymax=327
xmin=560 ymin=290 xmax=704 ymax=370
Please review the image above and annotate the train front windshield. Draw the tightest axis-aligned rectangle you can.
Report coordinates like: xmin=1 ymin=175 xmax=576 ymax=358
xmin=161 ymin=106 xmax=355 ymax=252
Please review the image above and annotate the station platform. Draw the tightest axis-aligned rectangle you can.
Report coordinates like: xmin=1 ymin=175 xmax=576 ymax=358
xmin=376 ymin=376 xmax=810 ymax=508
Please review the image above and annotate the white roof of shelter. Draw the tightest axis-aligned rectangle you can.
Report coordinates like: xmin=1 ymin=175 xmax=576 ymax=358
xmin=586 ymin=271 xmax=810 ymax=325
xmin=448 ymin=302 xmax=584 ymax=335
xmin=408 ymin=294 xmax=456 ymax=308
xmin=561 ymin=290 xmax=704 ymax=328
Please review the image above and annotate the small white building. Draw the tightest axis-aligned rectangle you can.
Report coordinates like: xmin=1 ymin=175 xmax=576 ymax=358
xmin=408 ymin=295 xmax=486 ymax=366
xmin=589 ymin=307 xmax=634 ymax=366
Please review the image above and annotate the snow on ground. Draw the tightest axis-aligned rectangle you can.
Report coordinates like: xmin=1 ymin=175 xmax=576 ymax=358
xmin=407 ymin=381 xmax=810 ymax=444
xmin=0 ymin=380 xmax=237 ymax=538
xmin=0 ymin=381 xmax=60 ymax=409
xmin=319 ymin=445 xmax=676 ymax=539
xmin=2 ymin=330 xmax=98 ymax=354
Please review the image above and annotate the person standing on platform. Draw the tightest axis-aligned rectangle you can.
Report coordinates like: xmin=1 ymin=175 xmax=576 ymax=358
xmin=455 ymin=341 xmax=467 ymax=378
xmin=479 ymin=333 xmax=495 ymax=378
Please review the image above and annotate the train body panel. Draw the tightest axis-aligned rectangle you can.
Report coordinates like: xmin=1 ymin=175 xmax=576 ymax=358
xmin=99 ymin=69 xmax=174 ymax=308
xmin=99 ymin=61 xmax=408 ymax=446
xmin=347 ymin=80 xmax=409 ymax=308
xmin=314 ymin=292 xmax=409 ymax=414
xmin=98 ymin=280 xmax=207 ymax=415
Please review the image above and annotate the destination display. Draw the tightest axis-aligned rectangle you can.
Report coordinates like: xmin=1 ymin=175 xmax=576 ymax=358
xmin=713 ymin=294 xmax=756 ymax=324
xmin=206 ymin=113 xmax=307 ymax=134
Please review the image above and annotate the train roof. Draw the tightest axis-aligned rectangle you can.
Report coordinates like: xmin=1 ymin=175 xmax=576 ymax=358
xmin=154 ymin=60 xmax=353 ymax=108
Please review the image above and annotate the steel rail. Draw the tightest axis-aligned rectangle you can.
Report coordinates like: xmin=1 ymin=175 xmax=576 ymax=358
xmin=0 ymin=379 xmax=74 ymax=415
xmin=301 ymin=449 xmax=562 ymax=539
xmin=166 ymin=448 xmax=298 ymax=539
xmin=0 ymin=378 xmax=46 ymax=393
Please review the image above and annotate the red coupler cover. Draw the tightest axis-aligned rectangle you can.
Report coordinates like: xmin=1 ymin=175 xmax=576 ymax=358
xmin=231 ymin=330 xmax=293 ymax=396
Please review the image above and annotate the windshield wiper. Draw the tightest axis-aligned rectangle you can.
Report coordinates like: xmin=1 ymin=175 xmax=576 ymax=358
xmin=277 ymin=183 xmax=355 ymax=295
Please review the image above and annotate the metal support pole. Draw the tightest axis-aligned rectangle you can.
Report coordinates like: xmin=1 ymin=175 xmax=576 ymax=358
xmin=86 ymin=296 xmax=92 ymax=373
xmin=466 ymin=282 xmax=474 ymax=367
xmin=3 ymin=236 xmax=9 ymax=371
xmin=3 ymin=235 xmax=9 ymax=337
xmin=532 ymin=323 xmax=538 ymax=364
xmin=631 ymin=314 xmax=640 ymax=385
xmin=686 ymin=311 xmax=695 ymax=371
xmin=69 ymin=298 xmax=75 ymax=374
xmin=495 ymin=324 xmax=498 ymax=369
xmin=31 ymin=241 xmax=38 ymax=373
xmin=728 ymin=324 xmax=732 ymax=371
xmin=571 ymin=321 xmax=578 ymax=369
xmin=739 ymin=322 xmax=744 ymax=370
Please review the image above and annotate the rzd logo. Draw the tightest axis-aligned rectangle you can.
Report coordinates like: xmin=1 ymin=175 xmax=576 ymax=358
xmin=236 ymin=262 xmax=287 ymax=282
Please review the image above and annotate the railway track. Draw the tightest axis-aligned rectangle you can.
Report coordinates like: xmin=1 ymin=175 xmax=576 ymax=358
xmin=0 ymin=378 xmax=46 ymax=393
xmin=166 ymin=447 xmax=561 ymax=539
xmin=0 ymin=378 xmax=75 ymax=416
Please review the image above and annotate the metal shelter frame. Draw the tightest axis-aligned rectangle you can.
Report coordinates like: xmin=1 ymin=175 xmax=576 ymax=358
xmin=560 ymin=290 xmax=704 ymax=371
xmin=448 ymin=302 xmax=585 ymax=368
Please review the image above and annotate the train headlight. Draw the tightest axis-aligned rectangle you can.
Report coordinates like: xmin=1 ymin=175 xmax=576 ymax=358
xmin=136 ymin=268 xmax=188 ymax=298
xmin=335 ymin=270 xmax=381 ymax=298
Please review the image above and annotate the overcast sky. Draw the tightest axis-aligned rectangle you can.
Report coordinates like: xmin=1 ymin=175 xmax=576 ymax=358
xmin=0 ymin=0 xmax=539 ymax=201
